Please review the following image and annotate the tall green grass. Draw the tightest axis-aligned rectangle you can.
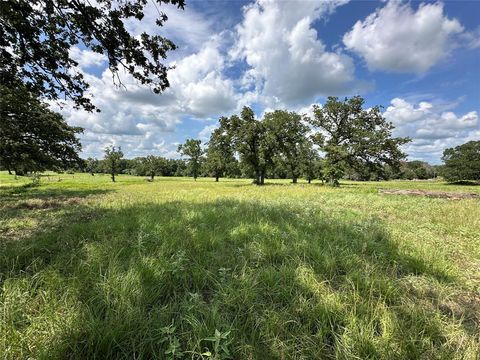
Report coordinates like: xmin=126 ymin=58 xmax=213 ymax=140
xmin=1 ymin=173 xmax=479 ymax=359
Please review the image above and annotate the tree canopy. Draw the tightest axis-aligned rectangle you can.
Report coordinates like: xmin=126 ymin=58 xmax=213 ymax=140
xmin=310 ymin=96 xmax=410 ymax=186
xmin=141 ymin=155 xmax=166 ymax=181
xmin=441 ymin=141 xmax=480 ymax=182
xmin=264 ymin=110 xmax=311 ymax=183
xmin=0 ymin=0 xmax=185 ymax=111
xmin=177 ymin=139 xmax=203 ymax=180
xmin=85 ymin=157 xmax=99 ymax=176
xmin=226 ymin=107 xmax=271 ymax=185
xmin=104 ymin=146 xmax=124 ymax=182
xmin=0 ymin=82 xmax=83 ymax=175
xmin=205 ymin=119 xmax=236 ymax=181
xmin=195 ymin=97 xmax=410 ymax=185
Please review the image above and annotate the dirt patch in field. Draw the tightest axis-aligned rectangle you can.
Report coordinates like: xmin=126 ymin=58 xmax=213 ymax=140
xmin=458 ymin=294 xmax=480 ymax=330
xmin=379 ymin=189 xmax=480 ymax=200
xmin=439 ymin=294 xmax=480 ymax=333
xmin=11 ymin=197 xmax=84 ymax=210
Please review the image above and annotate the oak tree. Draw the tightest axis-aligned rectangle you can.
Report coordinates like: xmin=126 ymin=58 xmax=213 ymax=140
xmin=264 ymin=110 xmax=311 ymax=184
xmin=177 ymin=139 xmax=203 ymax=181
xmin=441 ymin=141 xmax=480 ymax=182
xmin=310 ymin=96 xmax=410 ymax=186
xmin=227 ymin=107 xmax=272 ymax=185
xmin=0 ymin=0 xmax=185 ymax=111
xmin=85 ymin=157 xmax=99 ymax=176
xmin=0 ymin=82 xmax=83 ymax=175
xmin=142 ymin=155 xmax=165 ymax=181
xmin=205 ymin=118 xmax=236 ymax=182
xmin=104 ymin=145 xmax=124 ymax=182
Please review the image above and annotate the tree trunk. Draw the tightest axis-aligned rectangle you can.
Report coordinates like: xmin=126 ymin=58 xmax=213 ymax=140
xmin=291 ymin=165 xmax=299 ymax=184
xmin=254 ymin=168 xmax=261 ymax=185
xmin=308 ymin=178 xmax=311 ymax=184
xmin=215 ymin=175 xmax=219 ymax=182
xmin=8 ymin=168 xmax=12 ymax=175
xmin=151 ymin=173 xmax=154 ymax=181
xmin=260 ymin=171 xmax=265 ymax=185
xmin=111 ymin=173 xmax=115 ymax=182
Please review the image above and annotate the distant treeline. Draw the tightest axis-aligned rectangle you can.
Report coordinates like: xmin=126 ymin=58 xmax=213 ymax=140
xmin=65 ymin=157 xmax=440 ymax=182
xmin=81 ymin=157 xmax=190 ymax=178
xmin=346 ymin=160 xmax=441 ymax=181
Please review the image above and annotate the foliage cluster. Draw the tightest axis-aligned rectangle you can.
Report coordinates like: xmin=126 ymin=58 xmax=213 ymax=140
xmin=1 ymin=0 xmax=185 ymax=111
xmin=175 ymin=96 xmax=410 ymax=186
xmin=0 ymin=82 xmax=83 ymax=175
xmin=441 ymin=141 xmax=480 ymax=183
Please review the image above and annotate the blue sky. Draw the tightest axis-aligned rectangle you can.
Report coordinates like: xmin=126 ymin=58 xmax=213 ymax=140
xmin=59 ymin=0 xmax=480 ymax=164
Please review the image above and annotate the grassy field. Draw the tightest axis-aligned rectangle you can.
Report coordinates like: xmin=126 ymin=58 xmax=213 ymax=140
xmin=1 ymin=172 xmax=479 ymax=359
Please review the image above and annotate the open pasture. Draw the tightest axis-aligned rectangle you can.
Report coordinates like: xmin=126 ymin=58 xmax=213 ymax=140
xmin=1 ymin=172 xmax=479 ymax=359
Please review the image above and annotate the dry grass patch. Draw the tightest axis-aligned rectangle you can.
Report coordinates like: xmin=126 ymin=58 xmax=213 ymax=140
xmin=379 ymin=188 xmax=480 ymax=200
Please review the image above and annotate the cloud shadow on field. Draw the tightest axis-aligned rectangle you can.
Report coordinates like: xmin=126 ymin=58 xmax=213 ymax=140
xmin=1 ymin=196 xmax=476 ymax=359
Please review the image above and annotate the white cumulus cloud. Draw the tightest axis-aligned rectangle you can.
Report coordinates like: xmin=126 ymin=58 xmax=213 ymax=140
xmin=231 ymin=0 xmax=355 ymax=107
xmin=54 ymin=38 xmax=240 ymax=158
xmin=343 ymin=1 xmax=464 ymax=73
xmin=69 ymin=46 xmax=107 ymax=69
xmin=384 ymin=97 xmax=478 ymax=162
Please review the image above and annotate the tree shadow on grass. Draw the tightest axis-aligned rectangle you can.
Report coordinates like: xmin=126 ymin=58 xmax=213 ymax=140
xmin=0 ymin=186 xmax=113 ymax=244
xmin=445 ymin=180 xmax=480 ymax=186
xmin=228 ymin=182 xmax=317 ymax=188
xmin=0 ymin=183 xmax=112 ymax=201
xmin=227 ymin=182 xmax=279 ymax=188
xmin=1 ymin=198 xmax=477 ymax=359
